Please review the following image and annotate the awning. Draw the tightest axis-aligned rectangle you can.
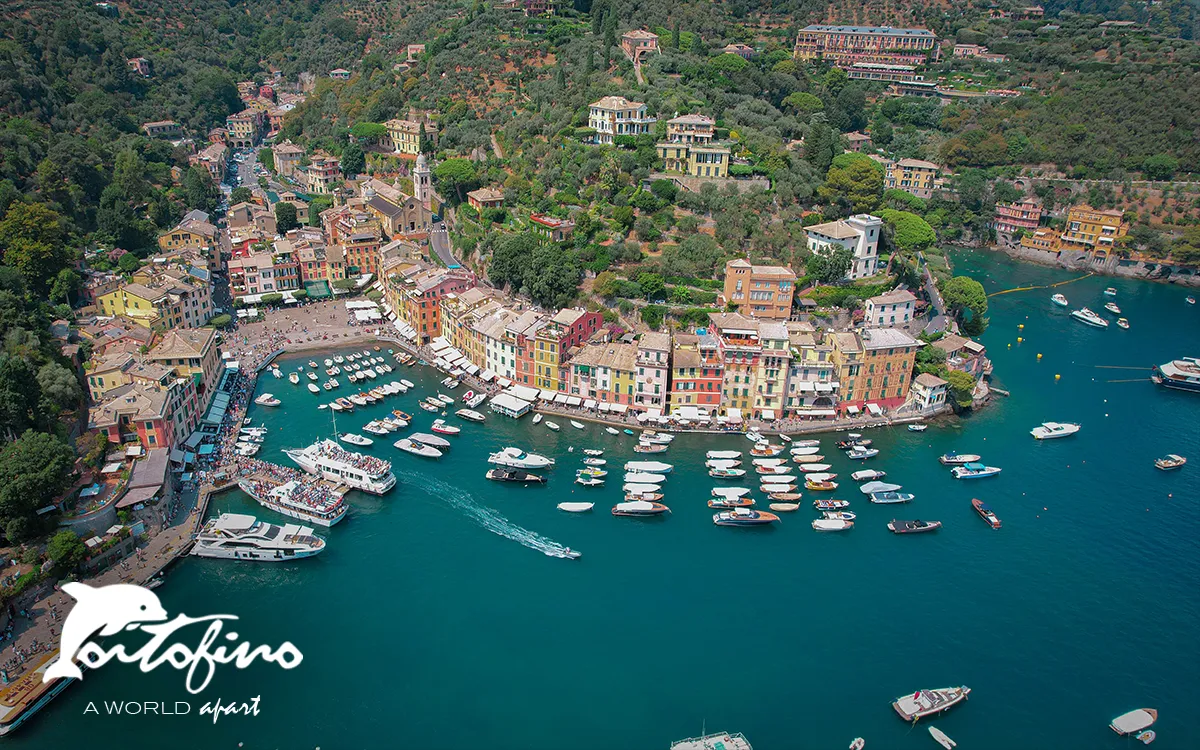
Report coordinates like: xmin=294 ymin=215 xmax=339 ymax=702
xmin=554 ymin=393 xmax=569 ymax=404
xmin=125 ymin=445 xmax=143 ymax=457
xmin=796 ymin=382 xmax=815 ymax=392
xmin=170 ymin=449 xmax=187 ymax=464
xmin=611 ymin=404 xmax=629 ymax=413
xmin=497 ymin=377 xmax=513 ymax=387
xmin=464 ymin=363 xmax=480 ymax=375
xmin=101 ymin=462 xmax=123 ymax=474
xmin=479 ymin=369 xmax=496 ymax=382
xmin=866 ymin=403 xmax=883 ymax=416
xmin=80 ymin=484 xmax=103 ymax=498
xmin=799 ymin=409 xmax=836 ymax=416
xmin=539 ymin=389 xmax=556 ymax=402
xmin=198 ymin=444 xmax=216 ymax=455
xmin=761 ymin=409 xmax=776 ymax=421
xmin=815 ymin=383 xmax=834 ymax=393
xmin=584 ymin=399 xmax=597 ymax=409
xmin=508 ymin=384 xmax=541 ymax=402
xmin=117 ymin=486 xmax=160 ymax=509
xmin=846 ymin=405 xmax=861 ymax=414
xmin=598 ymin=402 xmax=611 ymax=412
xmin=727 ymin=408 xmax=743 ymax=424
xmin=636 ymin=411 xmax=652 ymax=422
xmin=566 ymin=396 xmax=582 ymax=406
xmin=430 ymin=337 xmax=451 ymax=351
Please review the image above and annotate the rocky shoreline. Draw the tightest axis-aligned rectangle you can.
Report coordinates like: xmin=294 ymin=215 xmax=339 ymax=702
xmin=984 ymin=242 xmax=1200 ymax=288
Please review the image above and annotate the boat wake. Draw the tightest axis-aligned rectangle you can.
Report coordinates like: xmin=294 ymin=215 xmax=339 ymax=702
xmin=398 ymin=472 xmax=574 ymax=558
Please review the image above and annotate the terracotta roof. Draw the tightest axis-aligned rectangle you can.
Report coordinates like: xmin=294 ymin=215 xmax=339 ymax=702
xmin=806 ymin=220 xmax=861 ymax=240
xmin=914 ymin=372 xmax=948 ymax=388
xmin=590 ymin=96 xmax=647 ymax=110
xmin=149 ymin=328 xmax=216 ymax=359
xmin=571 ymin=342 xmax=638 ymax=373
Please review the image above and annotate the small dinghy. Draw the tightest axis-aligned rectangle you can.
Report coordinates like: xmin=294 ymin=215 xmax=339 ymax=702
xmin=769 ymin=502 xmax=800 ymax=512
xmin=546 ymin=421 xmax=560 ymax=431
xmin=584 ymin=449 xmax=604 ymax=456
xmin=532 ymin=413 xmax=543 ymax=424
xmin=929 ymin=726 xmax=956 ymax=749
xmin=605 ymin=427 xmax=620 ymax=435
xmin=558 ymin=502 xmax=594 ymax=513
xmin=570 ymin=420 xmax=585 ymax=430
xmin=908 ymin=424 xmax=927 ymax=432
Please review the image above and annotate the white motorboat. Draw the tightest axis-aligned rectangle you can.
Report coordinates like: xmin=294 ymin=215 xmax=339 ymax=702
xmin=623 ymin=460 xmax=673 ymax=473
xmin=464 ymin=391 xmax=487 ymax=407
xmin=191 ymin=513 xmax=325 ymax=561
xmin=706 ymin=450 xmax=742 ymax=459
xmin=812 ymin=518 xmax=853 ymax=532
xmin=928 ymin=727 xmax=956 ymax=749
xmin=456 ymin=409 xmax=486 ymax=422
xmin=798 ymin=463 xmax=832 ymax=472
xmin=362 ymin=422 xmax=390 ymax=436
xmin=851 ymin=469 xmax=887 ymax=481
xmin=532 ymin=413 xmax=543 ymax=424
xmin=1110 ymin=708 xmax=1158 ymax=736
xmin=334 ymin=355 xmax=344 ymax=364
xmin=792 ymin=440 xmax=820 ymax=448
xmin=575 ymin=476 xmax=605 ymax=487
xmin=436 ymin=393 xmax=455 ymax=405
xmin=1031 ymin=421 xmax=1081 ymax=439
xmin=745 ymin=431 xmax=765 ymax=443
xmin=761 ymin=475 xmax=798 ymax=485
xmin=546 ymin=421 xmax=561 ymax=431
xmin=431 ymin=419 xmax=461 ymax=435
xmin=790 ymin=446 xmax=821 ymax=456
xmin=892 ymin=687 xmax=971 ymax=721
xmin=804 ymin=472 xmax=836 ymax=482
xmin=624 ymin=472 xmax=667 ymax=484
xmin=340 ymin=433 xmax=373 ymax=446
xmin=489 ymin=447 xmax=555 ymax=469
xmin=363 ymin=368 xmax=377 ymax=379
xmin=419 ymin=401 xmax=440 ymax=412
xmin=938 ymin=452 xmax=981 ymax=465
xmin=860 ymin=481 xmax=901 ymax=494
xmin=570 ymin=420 xmax=585 ymax=430
xmin=1070 ymin=307 xmax=1109 ymax=328
xmin=284 ymin=439 xmax=396 ymax=495
xmin=400 ymin=379 xmax=415 ymax=389
xmin=583 ymin=449 xmax=604 ymax=456
xmin=557 ymin=502 xmax=594 ymax=512
xmin=1051 ymin=293 xmax=1068 ymax=307
xmin=951 ymin=462 xmax=1002 ymax=479
xmin=306 ymin=371 xmax=318 ymax=381
xmin=271 ymin=368 xmax=282 ymax=378
xmin=289 ymin=372 xmax=300 ymax=385
xmin=235 ymin=442 xmax=260 ymax=456
xmin=324 ymin=359 xmax=333 ymax=367
xmin=583 ymin=458 xmax=606 ymax=466
xmin=254 ymin=393 xmax=281 ymax=407
xmin=622 ymin=482 xmax=662 ymax=494
xmin=846 ymin=447 xmax=879 ymax=460
xmin=605 ymin=427 xmax=620 ymax=435
xmin=908 ymin=424 xmax=927 ymax=432
xmin=395 ymin=438 xmax=442 ymax=458
xmin=752 ymin=457 xmax=786 ymax=467
xmin=307 ymin=383 xmax=320 ymax=394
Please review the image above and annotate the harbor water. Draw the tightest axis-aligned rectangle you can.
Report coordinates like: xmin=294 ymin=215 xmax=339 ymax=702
xmin=14 ymin=252 xmax=1200 ymax=749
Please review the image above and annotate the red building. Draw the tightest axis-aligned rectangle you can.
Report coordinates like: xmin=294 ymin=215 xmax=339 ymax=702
xmin=669 ymin=332 xmax=724 ymax=412
xmin=994 ymin=197 xmax=1043 ymax=235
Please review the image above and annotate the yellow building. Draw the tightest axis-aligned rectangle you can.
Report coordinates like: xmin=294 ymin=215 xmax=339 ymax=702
xmin=884 ymin=158 xmax=939 ymax=200
xmin=534 ymin=320 xmax=568 ymax=392
xmin=97 ymin=283 xmax=168 ymax=328
xmin=1058 ymin=204 xmax=1129 ymax=256
xmin=656 ymin=114 xmax=731 ymax=179
xmin=157 ymin=218 xmax=218 ymax=252
xmin=147 ymin=328 xmax=222 ymax=399
xmin=384 ymin=119 xmax=422 ymax=156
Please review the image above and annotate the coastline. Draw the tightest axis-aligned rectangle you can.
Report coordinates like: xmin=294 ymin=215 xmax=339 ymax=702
xmin=977 ymin=241 xmax=1200 ymax=288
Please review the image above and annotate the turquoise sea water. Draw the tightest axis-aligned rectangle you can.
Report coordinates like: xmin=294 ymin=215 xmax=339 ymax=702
xmin=13 ymin=252 xmax=1200 ymax=749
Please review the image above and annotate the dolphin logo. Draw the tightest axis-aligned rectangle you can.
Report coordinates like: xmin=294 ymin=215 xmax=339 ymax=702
xmin=44 ymin=582 xmax=168 ymax=682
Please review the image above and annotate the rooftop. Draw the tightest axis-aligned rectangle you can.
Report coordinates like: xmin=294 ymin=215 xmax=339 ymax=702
xmin=149 ymin=328 xmax=216 ymax=359
xmin=467 ymin=187 xmax=505 ymax=203
xmin=572 ymin=342 xmax=639 ymax=373
xmin=668 ymin=113 xmax=715 ymax=126
xmin=914 ymin=372 xmax=949 ymax=388
xmin=640 ymin=332 xmax=670 ymax=351
xmin=591 ymin=95 xmax=647 ymax=111
xmin=861 ymin=327 xmax=919 ymax=350
xmin=800 ymin=24 xmax=935 ymax=37
xmin=868 ymin=289 xmax=918 ymax=306
xmin=895 ymin=158 xmax=939 ymax=170
xmin=805 ymin=220 xmax=861 ymax=240
xmin=622 ymin=29 xmax=659 ymax=40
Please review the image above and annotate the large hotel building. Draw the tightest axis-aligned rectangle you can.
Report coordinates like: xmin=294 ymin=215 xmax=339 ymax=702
xmin=794 ymin=25 xmax=938 ymax=66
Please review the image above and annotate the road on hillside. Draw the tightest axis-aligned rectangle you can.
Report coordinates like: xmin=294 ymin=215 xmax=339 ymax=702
xmin=429 ymin=222 xmax=459 ymax=268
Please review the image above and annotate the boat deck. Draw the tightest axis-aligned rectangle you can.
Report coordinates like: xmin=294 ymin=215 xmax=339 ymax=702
xmin=670 ymin=733 xmax=753 ymax=750
xmin=0 ymin=652 xmax=63 ymax=727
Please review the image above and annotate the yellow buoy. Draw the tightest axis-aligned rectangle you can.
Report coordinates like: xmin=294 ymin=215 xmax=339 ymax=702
xmin=1007 ymin=343 xmax=1011 ymax=348
xmin=1018 ymin=324 xmax=1025 ymax=329
xmin=1017 ymin=337 xmax=1023 ymax=343
xmin=1037 ymin=353 xmax=1043 ymax=359
xmin=1055 ymin=374 xmax=1061 ymax=380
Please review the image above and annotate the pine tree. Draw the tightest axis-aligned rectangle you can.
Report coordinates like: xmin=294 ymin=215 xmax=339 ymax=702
xmin=591 ymin=2 xmax=605 ymax=35
xmin=556 ymin=64 xmax=566 ymax=90
xmin=585 ymin=47 xmax=595 ymax=76
xmin=672 ymin=20 xmax=681 ymax=50
xmin=603 ymin=12 xmax=617 ymax=50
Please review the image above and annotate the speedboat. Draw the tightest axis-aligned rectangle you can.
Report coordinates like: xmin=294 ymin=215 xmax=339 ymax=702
xmin=846 ymin=447 xmax=879 ymax=460
xmin=836 ymin=439 xmax=872 ymax=449
xmin=1110 ymin=708 xmax=1158 ymax=736
xmin=1189 ymin=296 xmax=1197 ymax=305
xmin=334 ymin=355 xmax=344 ymax=364
xmin=951 ymin=462 xmax=1002 ymax=479
xmin=486 ymin=468 xmax=543 ymax=483
xmin=532 ymin=413 xmax=543 ymax=424
xmin=570 ymin=420 xmax=585 ymax=430
xmin=1155 ymin=453 xmax=1187 ymax=470
xmin=545 ymin=421 xmax=560 ymax=431
xmin=1051 ymin=293 xmax=1069 ymax=307
xmin=860 ymin=481 xmax=901 ymax=494
xmin=271 ymin=367 xmax=282 ymax=378
xmin=1104 ymin=301 xmax=1121 ymax=315
xmin=624 ymin=460 xmax=672 ymax=474
xmin=908 ymin=424 xmax=927 ymax=432
xmin=577 ymin=468 xmax=607 ymax=478
xmin=307 ymin=360 xmax=318 ymax=369
xmin=823 ymin=511 xmax=856 ymax=521
xmin=1104 ymin=287 xmax=1117 ymax=296
xmin=938 ymin=452 xmax=980 ymax=465
xmin=713 ymin=508 xmax=778 ymax=526
xmin=362 ymin=422 xmax=390 ymax=436
xmin=395 ymin=439 xmax=442 ymax=458
xmin=624 ymin=472 xmax=667 ymax=484
xmin=888 ymin=519 xmax=942 ymax=534
xmin=583 ymin=449 xmax=604 ymax=456
xmin=336 ymin=397 xmax=355 ymax=411
xmin=892 ymin=687 xmax=971 ymax=721
xmin=456 ymin=409 xmax=485 ymax=422
xmin=583 ymin=457 xmax=606 ymax=466
xmin=767 ymin=491 xmax=801 ymax=502
xmin=557 ymin=502 xmax=594 ymax=514
xmin=709 ymin=467 xmax=746 ymax=479
xmin=306 ymin=371 xmax=318 ymax=381
xmin=814 ymin=499 xmax=849 ymax=510
xmin=634 ymin=442 xmax=668 ymax=453
xmin=792 ymin=440 xmax=820 ymax=448
xmin=605 ymin=427 xmax=620 ymax=435
xmin=708 ymin=495 xmax=755 ymax=509
xmin=1070 ymin=307 xmax=1109 ymax=328
xmin=972 ymin=498 xmax=1001 ymax=528
xmin=436 ymin=393 xmax=454 ymax=405
xmin=431 ymin=419 xmax=461 ymax=435
xmin=851 ymin=469 xmax=887 ymax=481
xmin=612 ymin=500 xmax=670 ymax=517
xmin=575 ymin=476 xmax=605 ymax=487
xmin=1116 ymin=317 xmax=1129 ymax=329
xmin=289 ymin=372 xmax=300 ymax=385
xmin=745 ymin=431 xmax=765 ymax=443
xmin=623 ymin=428 xmax=635 ymax=435
xmin=640 ymin=431 xmax=674 ymax=444
xmin=1030 ymin=421 xmax=1080 ymax=439
xmin=254 ymin=393 xmax=281 ymax=407
xmin=812 ymin=518 xmax=853 ymax=532
xmin=340 ymin=433 xmax=373 ymax=447
xmin=490 ymin=447 xmax=555 ymax=469
xmin=871 ymin=491 xmax=915 ymax=504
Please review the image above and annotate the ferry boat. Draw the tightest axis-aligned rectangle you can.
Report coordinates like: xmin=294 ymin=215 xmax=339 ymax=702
xmin=1104 ymin=301 xmax=1121 ymax=315
xmin=489 ymin=447 xmax=555 ymax=469
xmin=888 ymin=519 xmax=942 ymax=534
xmin=1070 ymin=307 xmax=1109 ymax=328
xmin=192 ymin=513 xmax=325 ymax=561
xmin=1030 ymin=421 xmax=1080 ymax=439
xmin=1151 ymin=357 xmax=1200 ymax=393
xmin=395 ymin=438 xmax=442 ymax=458
xmin=812 ymin=518 xmax=852 ymax=532
xmin=624 ymin=460 xmax=673 ymax=474
xmin=1155 ymin=453 xmax=1187 ymax=471
xmin=486 ymin=468 xmax=543 ymax=483
xmin=851 ymin=469 xmax=887 ymax=481
xmin=238 ymin=478 xmax=348 ymax=527
xmin=1051 ymin=293 xmax=1069 ymax=307
xmin=284 ymin=439 xmax=396 ymax=494
xmin=714 ymin=508 xmax=778 ymax=526
xmin=972 ymin=498 xmax=1001 ymax=528
xmin=893 ymin=687 xmax=971 ymax=722
xmin=1110 ymin=708 xmax=1158 ymax=736
xmin=939 ymin=452 xmax=981 ymax=465
xmin=951 ymin=462 xmax=1002 ymax=479
xmin=871 ymin=491 xmax=915 ymax=504
xmin=612 ymin=500 xmax=670 ymax=517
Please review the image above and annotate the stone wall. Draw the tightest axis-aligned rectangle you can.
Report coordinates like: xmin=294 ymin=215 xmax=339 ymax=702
xmin=991 ymin=243 xmax=1200 ymax=288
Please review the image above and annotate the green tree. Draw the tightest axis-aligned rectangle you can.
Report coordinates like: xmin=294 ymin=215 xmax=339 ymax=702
xmin=637 ymin=272 xmax=666 ymax=301
xmin=945 ymin=370 xmax=977 ymax=409
xmin=117 ymin=252 xmax=141 ymax=273
xmin=0 ymin=430 xmax=74 ymax=541
xmin=258 ymin=149 xmax=275 ymax=172
xmin=709 ymin=54 xmax=750 ymax=76
xmin=75 ymin=431 xmax=109 ymax=470
xmin=0 ymin=202 xmax=71 ymax=295
xmin=805 ymin=247 xmax=853 ymax=283
xmin=47 ymin=530 xmax=88 ymax=572
xmin=783 ymin=92 xmax=824 ymax=119
xmin=230 ymin=187 xmax=254 ymax=204
xmin=879 ymin=209 xmax=937 ymax=252
xmin=941 ymin=276 xmax=989 ymax=333
xmin=818 ymin=156 xmax=884 ymax=213
xmin=593 ymin=270 xmax=619 ymax=297
xmin=49 ymin=268 xmax=81 ymax=305
xmin=1143 ymin=153 xmax=1179 ymax=181
xmin=612 ymin=206 xmax=634 ymax=233
xmin=183 ymin=166 xmax=219 ymax=214
xmin=641 ymin=304 xmax=666 ymax=329
xmin=650 ymin=179 xmax=678 ymax=203
xmin=37 ymin=361 xmax=81 ymax=413
xmin=349 ymin=122 xmax=389 ymax=144
xmin=341 ymin=142 xmax=365 ymax=176
xmin=434 ymin=159 xmax=479 ymax=203
xmin=0 ymin=355 xmax=41 ymax=438
xmin=275 ymin=202 xmax=299 ymax=233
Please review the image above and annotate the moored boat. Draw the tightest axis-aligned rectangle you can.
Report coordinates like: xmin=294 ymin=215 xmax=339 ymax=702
xmin=951 ymin=462 xmax=1002 ymax=479
xmin=395 ymin=438 xmax=442 ymax=458
xmin=192 ymin=513 xmax=325 ymax=562
xmin=307 ymin=383 xmax=320 ymax=394
xmin=1154 ymin=453 xmax=1186 ymax=470
xmin=486 ymin=468 xmax=543 ymax=483
xmin=823 ymin=511 xmax=856 ymax=521
xmin=612 ymin=500 xmax=670 ymax=517
xmin=455 ymin=408 xmax=486 ymax=422
xmin=972 ymin=498 xmax=1001 ymax=528
xmin=929 ymin=726 xmax=957 ymax=750
xmin=892 ymin=687 xmax=971 ymax=721
xmin=1051 ymin=293 xmax=1069 ymax=307
xmin=1116 ymin=317 xmax=1129 ymax=329
xmin=1104 ymin=287 xmax=1117 ymax=296
xmin=1030 ymin=421 xmax=1080 ymax=439
xmin=532 ymin=413 xmax=543 ymax=424
xmin=769 ymin=503 xmax=800 ymax=512
xmin=938 ymin=453 xmax=980 ymax=466
xmin=431 ymin=419 xmax=461 ymax=435
xmin=888 ymin=519 xmax=942 ymax=533
xmin=605 ymin=426 xmax=620 ymax=435
xmin=339 ymin=433 xmax=372 ymax=446
xmin=709 ymin=467 xmax=746 ymax=479
xmin=851 ymin=469 xmax=887 ymax=482
xmin=570 ymin=420 xmax=585 ymax=430
xmin=545 ymin=421 xmax=561 ymax=431
xmin=575 ymin=476 xmax=605 ymax=487
xmin=557 ymin=502 xmax=594 ymax=513
xmin=1104 ymin=301 xmax=1121 ymax=315
xmin=1070 ymin=307 xmax=1109 ymax=328
xmin=814 ymin=499 xmax=849 ymax=510
xmin=288 ymin=372 xmax=300 ymax=385
xmin=1151 ymin=356 xmax=1200 ymax=393
xmin=634 ymin=442 xmax=669 ymax=453
xmin=908 ymin=424 xmax=927 ymax=432
xmin=845 ymin=447 xmax=879 ymax=460
xmin=624 ymin=460 xmax=673 ymax=473
xmin=583 ymin=457 xmax=606 ymax=466
xmin=490 ymin=447 xmax=555 ymax=469
xmin=1110 ymin=708 xmax=1158 ymax=736
xmin=254 ymin=393 xmax=281 ymax=407
xmin=812 ymin=518 xmax=853 ymax=532
xmin=871 ymin=491 xmax=914 ymax=504
xmin=713 ymin=508 xmax=779 ymax=526
xmin=805 ymin=480 xmax=838 ymax=491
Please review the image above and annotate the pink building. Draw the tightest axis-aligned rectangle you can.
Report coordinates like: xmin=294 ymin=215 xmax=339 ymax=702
xmin=994 ymin=197 xmax=1043 ymax=234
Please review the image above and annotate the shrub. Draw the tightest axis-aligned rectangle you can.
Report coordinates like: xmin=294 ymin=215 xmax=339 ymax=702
xmin=209 ymin=314 xmax=232 ymax=328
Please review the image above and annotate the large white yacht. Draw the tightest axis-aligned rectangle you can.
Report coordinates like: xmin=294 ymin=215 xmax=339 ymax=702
xmin=191 ymin=513 xmax=325 ymax=561
xmin=238 ymin=477 xmax=348 ymax=527
xmin=488 ymin=447 xmax=555 ymax=469
xmin=284 ymin=439 xmax=396 ymax=494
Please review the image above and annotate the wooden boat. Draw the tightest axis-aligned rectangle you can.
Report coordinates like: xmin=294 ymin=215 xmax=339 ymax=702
xmin=768 ymin=503 xmax=800 ymax=512
xmin=798 ymin=463 xmax=832 ymax=472
xmin=790 ymin=446 xmax=821 ymax=456
xmin=813 ymin=499 xmax=849 ymax=510
xmin=419 ymin=401 xmax=440 ymax=412
xmin=1110 ymin=708 xmax=1157 ymax=736
xmin=576 ymin=467 xmax=607 ymax=478
xmin=759 ymin=483 xmax=796 ymax=494
xmin=708 ymin=496 xmax=755 ymax=509
xmin=938 ymin=453 xmax=980 ymax=466
xmin=709 ymin=467 xmax=746 ymax=479
xmin=486 ymin=468 xmax=544 ymax=484
xmin=972 ymin=498 xmax=1001 ymax=528
xmin=612 ymin=500 xmax=670 ymax=516
xmin=836 ymin=439 xmax=872 ymax=449
xmin=713 ymin=508 xmax=779 ymax=526
xmin=1155 ymin=454 xmax=1186 ymax=470
xmin=892 ymin=687 xmax=971 ymax=721
xmin=756 ymin=464 xmax=791 ymax=475
xmin=750 ymin=443 xmax=784 ymax=457
xmin=624 ymin=491 xmax=663 ymax=502
xmin=557 ymin=502 xmax=594 ymax=513
xmin=634 ymin=442 xmax=669 ymax=453
xmin=532 ymin=413 xmax=543 ymax=424
xmin=888 ymin=519 xmax=942 ymax=534
xmin=767 ymin=492 xmax=801 ymax=501
xmin=806 ymin=480 xmax=838 ymax=491
xmin=929 ymin=726 xmax=957 ymax=749
xmin=791 ymin=440 xmax=820 ymax=448
xmin=791 ymin=453 xmax=825 ymax=463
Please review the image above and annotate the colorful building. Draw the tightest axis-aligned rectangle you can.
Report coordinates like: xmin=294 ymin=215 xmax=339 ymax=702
xmin=1057 ymin=204 xmax=1129 ymax=257
xmin=569 ymin=342 xmax=639 ymax=406
xmin=88 ymin=378 xmax=199 ymax=452
xmin=994 ymin=197 xmax=1044 ymax=235
xmin=387 ymin=265 xmax=476 ymax=343
xmin=784 ymin=323 xmax=839 ymax=416
xmin=272 ymin=141 xmax=305 ymax=178
xmin=842 ymin=328 xmax=919 ymax=411
xmin=804 ymin=214 xmax=883 ymax=281
xmin=147 ymin=328 xmax=221 ymax=401
xmin=529 ymin=214 xmax=576 ymax=243
xmin=620 ymin=30 xmax=659 ymax=62
xmin=722 ymin=259 xmax=796 ymax=320
xmin=668 ymin=333 xmax=723 ymax=413
xmin=656 ymin=114 xmax=731 ymax=179
xmin=467 ymin=187 xmax=505 ymax=211
xmin=884 ymin=158 xmax=939 ymax=200
xmin=633 ymin=332 xmax=670 ymax=412
xmin=793 ymin=25 xmax=938 ymax=66
xmin=588 ymin=96 xmax=656 ymax=146
xmin=864 ymin=289 xmax=917 ymax=327
xmin=384 ymin=118 xmax=422 ymax=156
xmin=752 ymin=322 xmax=791 ymax=420
xmin=708 ymin=312 xmax=762 ymax=416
